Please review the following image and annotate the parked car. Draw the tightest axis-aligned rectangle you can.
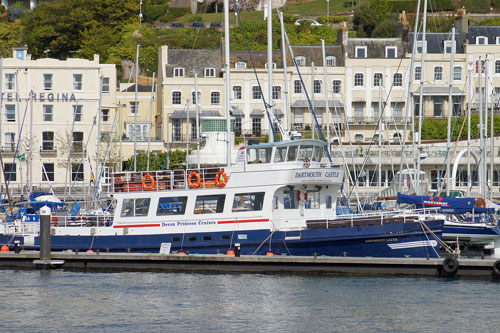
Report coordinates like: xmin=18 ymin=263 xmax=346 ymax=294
xmin=293 ymin=19 xmax=322 ymax=26
xmin=191 ymin=22 xmax=204 ymax=28
xmin=170 ymin=22 xmax=184 ymax=28
xmin=209 ymin=22 xmax=222 ymax=29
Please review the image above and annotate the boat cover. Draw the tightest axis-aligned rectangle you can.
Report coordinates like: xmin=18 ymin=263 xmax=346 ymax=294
xmin=397 ymin=193 xmax=495 ymax=214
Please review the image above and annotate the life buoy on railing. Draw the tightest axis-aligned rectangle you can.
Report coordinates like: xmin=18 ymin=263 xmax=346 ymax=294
xmin=188 ymin=172 xmax=201 ymax=188
xmin=115 ymin=177 xmax=123 ymax=183
xmin=215 ymin=171 xmax=228 ymax=187
xmin=142 ymin=174 xmax=156 ymax=191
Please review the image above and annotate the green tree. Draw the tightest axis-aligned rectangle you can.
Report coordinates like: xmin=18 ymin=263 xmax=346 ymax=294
xmin=0 ymin=20 xmax=24 ymax=57
xmin=352 ymin=3 xmax=377 ymax=37
xmin=123 ymin=150 xmax=187 ymax=171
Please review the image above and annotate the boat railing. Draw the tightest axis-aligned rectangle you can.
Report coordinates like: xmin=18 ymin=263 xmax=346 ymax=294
xmin=52 ymin=214 xmax=113 ymax=228
xmin=112 ymin=167 xmax=225 ymax=193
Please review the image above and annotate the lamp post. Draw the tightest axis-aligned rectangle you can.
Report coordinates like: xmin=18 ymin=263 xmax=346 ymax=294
xmin=327 ymin=0 xmax=329 ymax=26
xmin=139 ymin=0 xmax=143 ymax=26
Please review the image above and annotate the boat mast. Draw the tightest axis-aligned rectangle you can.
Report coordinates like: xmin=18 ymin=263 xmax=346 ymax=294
xmin=267 ymin=0 xmax=274 ymax=142
xmin=446 ymin=27 xmax=455 ymax=196
xmin=95 ymin=75 xmax=103 ymax=189
xmin=133 ymin=44 xmax=140 ymax=171
xmin=478 ymin=56 xmax=484 ymax=198
xmin=280 ymin=10 xmax=290 ymax=135
xmin=194 ymin=72 xmax=201 ymax=170
xmin=416 ymin=0 xmax=428 ymax=195
xmin=321 ymin=39 xmax=331 ymax=154
xmin=15 ymin=71 xmax=22 ymax=199
xmin=224 ymin=0 xmax=231 ymax=165
xmin=490 ymin=61 xmax=495 ymax=200
xmin=467 ymin=64 xmax=471 ymax=197
xmin=147 ymin=72 xmax=155 ymax=171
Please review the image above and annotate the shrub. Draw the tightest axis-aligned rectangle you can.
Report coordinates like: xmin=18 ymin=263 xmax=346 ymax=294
xmin=158 ymin=7 xmax=190 ymax=22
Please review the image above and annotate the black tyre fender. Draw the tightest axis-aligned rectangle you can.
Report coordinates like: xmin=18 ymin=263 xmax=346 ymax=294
xmin=442 ymin=257 xmax=459 ymax=275
xmin=493 ymin=260 xmax=500 ymax=277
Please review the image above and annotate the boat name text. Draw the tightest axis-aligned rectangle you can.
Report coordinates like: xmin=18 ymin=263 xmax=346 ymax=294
xmin=162 ymin=220 xmax=216 ymax=227
xmin=295 ymin=171 xmax=340 ymax=178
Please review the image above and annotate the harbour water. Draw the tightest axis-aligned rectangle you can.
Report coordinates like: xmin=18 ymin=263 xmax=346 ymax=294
xmin=1 ymin=270 xmax=500 ymax=332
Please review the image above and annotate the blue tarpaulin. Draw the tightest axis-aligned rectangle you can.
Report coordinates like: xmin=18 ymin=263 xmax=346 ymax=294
xmin=397 ymin=193 xmax=495 ymax=214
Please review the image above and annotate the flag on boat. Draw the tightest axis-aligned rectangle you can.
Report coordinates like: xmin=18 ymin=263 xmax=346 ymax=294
xmin=397 ymin=193 xmax=495 ymax=214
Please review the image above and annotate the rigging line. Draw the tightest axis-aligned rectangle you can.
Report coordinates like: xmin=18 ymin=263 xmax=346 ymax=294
xmin=346 ymin=42 xmax=408 ymax=200
xmin=418 ymin=219 xmax=441 ymax=258
xmin=233 ymin=0 xmax=277 ymax=141
xmin=280 ymin=24 xmax=332 ymax=163
xmin=251 ymin=231 xmax=274 ymax=255
xmin=6 ymin=91 xmax=32 ymax=187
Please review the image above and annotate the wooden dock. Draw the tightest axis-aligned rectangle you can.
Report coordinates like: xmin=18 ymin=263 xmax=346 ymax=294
xmin=1 ymin=251 xmax=500 ymax=278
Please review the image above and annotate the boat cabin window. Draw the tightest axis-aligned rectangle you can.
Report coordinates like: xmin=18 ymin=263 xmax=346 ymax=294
xmin=194 ymin=194 xmax=226 ymax=214
xmin=221 ymin=234 xmax=230 ymax=240
xmin=188 ymin=236 xmax=197 ymax=242
xmin=298 ymin=145 xmax=314 ymax=160
xmin=247 ymin=147 xmax=272 ymax=164
xmin=283 ymin=189 xmax=299 ymax=209
xmin=232 ymin=192 xmax=265 ymax=212
xmin=305 ymin=191 xmax=320 ymax=209
xmin=274 ymin=147 xmax=287 ymax=162
xmin=203 ymin=235 xmax=212 ymax=241
xmin=157 ymin=196 xmax=188 ymax=215
xmin=172 ymin=236 xmax=181 ymax=242
xmin=326 ymin=195 xmax=332 ymax=209
xmin=121 ymin=198 xmax=151 ymax=217
xmin=273 ymin=196 xmax=278 ymax=209
xmin=287 ymin=146 xmax=298 ymax=161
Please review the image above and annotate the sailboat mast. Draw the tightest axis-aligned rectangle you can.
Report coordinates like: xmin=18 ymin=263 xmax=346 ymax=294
xmin=133 ymin=44 xmax=140 ymax=171
xmin=467 ymin=65 xmax=471 ymax=197
xmin=280 ymin=10 xmax=290 ymax=134
xmin=321 ymin=39 xmax=331 ymax=154
xmin=478 ymin=56 xmax=484 ymax=197
xmin=446 ymin=27 xmax=455 ymax=196
xmin=147 ymin=72 xmax=155 ymax=171
xmin=224 ymin=0 xmax=231 ymax=165
xmin=267 ymin=0 xmax=274 ymax=142
xmin=416 ymin=0 xmax=428 ymax=195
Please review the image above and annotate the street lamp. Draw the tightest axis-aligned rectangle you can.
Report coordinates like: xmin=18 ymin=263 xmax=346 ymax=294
xmin=139 ymin=0 xmax=143 ymax=26
xmin=326 ymin=0 xmax=329 ymax=26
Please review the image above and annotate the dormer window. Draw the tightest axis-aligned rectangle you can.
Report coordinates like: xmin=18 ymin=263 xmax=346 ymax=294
xmin=385 ymin=46 xmax=397 ymax=58
xmin=235 ymin=62 xmax=247 ymax=69
xmin=444 ymin=40 xmax=455 ymax=54
xmin=264 ymin=62 xmax=277 ymax=69
xmin=173 ymin=67 xmax=185 ymax=77
xmin=476 ymin=36 xmax=487 ymax=45
xmin=295 ymin=56 xmax=306 ymax=66
xmin=204 ymin=68 xmax=215 ymax=77
xmin=325 ymin=56 xmax=336 ymax=67
xmin=416 ymin=41 xmax=427 ymax=54
xmin=355 ymin=46 xmax=367 ymax=58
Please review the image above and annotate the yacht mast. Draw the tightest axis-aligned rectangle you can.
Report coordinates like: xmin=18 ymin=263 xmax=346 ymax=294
xmin=267 ymin=0 xmax=274 ymax=142
xmin=446 ymin=27 xmax=455 ymax=196
xmin=224 ymin=0 xmax=231 ymax=165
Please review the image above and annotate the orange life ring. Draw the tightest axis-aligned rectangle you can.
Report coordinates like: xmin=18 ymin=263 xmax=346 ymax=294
xmin=215 ymin=171 xmax=228 ymax=187
xmin=115 ymin=177 xmax=123 ymax=183
xmin=142 ymin=174 xmax=156 ymax=191
xmin=188 ymin=172 xmax=201 ymax=188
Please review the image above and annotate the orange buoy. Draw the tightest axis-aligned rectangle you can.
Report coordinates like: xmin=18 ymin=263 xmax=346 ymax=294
xmin=215 ymin=171 xmax=228 ymax=187
xmin=188 ymin=172 xmax=201 ymax=189
xmin=178 ymin=251 xmax=186 ymax=255
xmin=227 ymin=250 xmax=235 ymax=255
xmin=86 ymin=249 xmax=94 ymax=253
xmin=1 ymin=245 xmax=8 ymax=252
xmin=142 ymin=174 xmax=156 ymax=191
xmin=265 ymin=251 xmax=274 ymax=256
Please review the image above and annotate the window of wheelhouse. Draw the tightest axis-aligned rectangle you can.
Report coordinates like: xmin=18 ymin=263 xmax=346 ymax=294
xmin=287 ymin=145 xmax=298 ymax=161
xmin=312 ymin=145 xmax=324 ymax=162
xmin=247 ymin=147 xmax=272 ymax=164
xmin=298 ymin=145 xmax=314 ymax=160
xmin=232 ymin=192 xmax=265 ymax=212
xmin=274 ymin=146 xmax=287 ymax=162
xmin=157 ymin=196 xmax=188 ymax=215
xmin=121 ymin=198 xmax=151 ymax=217
xmin=194 ymin=195 xmax=225 ymax=214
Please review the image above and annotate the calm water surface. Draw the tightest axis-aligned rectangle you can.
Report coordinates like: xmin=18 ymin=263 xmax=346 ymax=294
xmin=1 ymin=270 xmax=499 ymax=332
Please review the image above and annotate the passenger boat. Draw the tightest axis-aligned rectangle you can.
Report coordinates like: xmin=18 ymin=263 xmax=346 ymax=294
xmin=2 ymin=139 xmax=444 ymax=257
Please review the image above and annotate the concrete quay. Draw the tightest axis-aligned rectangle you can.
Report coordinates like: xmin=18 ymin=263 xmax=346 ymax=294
xmin=1 ymin=251 xmax=500 ymax=278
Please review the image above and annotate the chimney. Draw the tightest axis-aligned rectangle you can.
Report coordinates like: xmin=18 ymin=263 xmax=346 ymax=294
xmin=337 ymin=22 xmax=348 ymax=47
xmin=396 ymin=11 xmax=410 ymax=42
xmin=455 ymin=8 xmax=468 ymax=45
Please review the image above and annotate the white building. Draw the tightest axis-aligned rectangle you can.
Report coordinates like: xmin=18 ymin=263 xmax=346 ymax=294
xmin=0 ymin=47 xmax=116 ymax=194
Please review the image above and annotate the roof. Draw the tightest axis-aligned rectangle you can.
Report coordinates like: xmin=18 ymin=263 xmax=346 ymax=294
xmin=407 ymin=33 xmax=465 ymax=54
xmin=347 ymin=38 xmax=403 ymax=58
xmin=411 ymin=87 xmax=464 ymax=96
xmin=121 ymin=84 xmax=155 ymax=93
xmin=467 ymin=26 xmax=500 ymax=45
xmin=292 ymin=100 xmax=345 ymax=108
xmin=170 ymin=110 xmax=222 ymax=119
